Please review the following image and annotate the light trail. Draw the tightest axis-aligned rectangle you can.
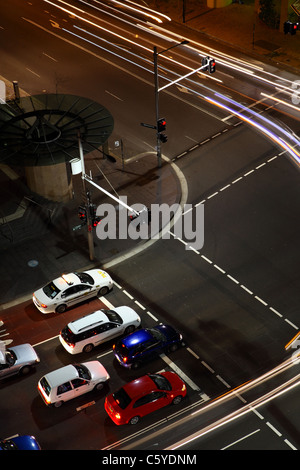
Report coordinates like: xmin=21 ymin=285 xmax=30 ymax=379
xmin=42 ymin=0 xmax=300 ymax=167
xmin=166 ymin=356 xmax=300 ymax=450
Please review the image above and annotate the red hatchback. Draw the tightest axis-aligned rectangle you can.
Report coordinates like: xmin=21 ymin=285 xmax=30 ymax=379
xmin=104 ymin=371 xmax=186 ymax=425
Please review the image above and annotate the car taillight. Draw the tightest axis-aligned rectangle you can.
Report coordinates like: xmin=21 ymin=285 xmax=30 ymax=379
xmin=41 ymin=303 xmax=47 ymax=309
xmin=123 ymin=357 xmax=128 ymax=363
xmin=114 ymin=412 xmax=121 ymax=420
xmin=38 ymin=384 xmax=51 ymax=404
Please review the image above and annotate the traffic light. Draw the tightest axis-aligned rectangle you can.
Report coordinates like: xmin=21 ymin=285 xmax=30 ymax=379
xmin=89 ymin=204 xmax=101 ymax=227
xmin=208 ymin=58 xmax=216 ymax=74
xmin=159 ymin=133 xmax=168 ymax=143
xmin=284 ymin=21 xmax=298 ymax=34
xmin=78 ymin=206 xmax=87 ymax=224
xmin=202 ymin=56 xmax=209 ymax=71
xmin=157 ymin=118 xmax=166 ymax=132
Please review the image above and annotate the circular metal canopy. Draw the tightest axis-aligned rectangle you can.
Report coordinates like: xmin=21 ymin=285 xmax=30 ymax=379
xmin=0 ymin=94 xmax=114 ymax=166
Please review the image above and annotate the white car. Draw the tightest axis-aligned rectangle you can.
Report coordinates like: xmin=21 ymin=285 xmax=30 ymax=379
xmin=37 ymin=361 xmax=109 ymax=407
xmin=33 ymin=269 xmax=113 ymax=314
xmin=59 ymin=306 xmax=141 ymax=354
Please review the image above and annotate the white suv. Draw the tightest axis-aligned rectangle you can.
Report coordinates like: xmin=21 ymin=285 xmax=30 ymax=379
xmin=59 ymin=307 xmax=141 ymax=354
xmin=38 ymin=361 xmax=109 ymax=407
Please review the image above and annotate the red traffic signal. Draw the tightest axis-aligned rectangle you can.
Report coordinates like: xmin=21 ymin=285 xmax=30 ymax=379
xmin=209 ymin=58 xmax=216 ymax=74
xmin=78 ymin=206 xmax=87 ymax=223
xmin=284 ymin=21 xmax=298 ymax=35
xmin=157 ymin=118 xmax=166 ymax=132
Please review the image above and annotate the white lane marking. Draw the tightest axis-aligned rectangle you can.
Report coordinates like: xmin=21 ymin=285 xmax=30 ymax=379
xmin=160 ymin=353 xmax=201 ymax=392
xmin=266 ymin=421 xmax=282 ymax=437
xmin=221 ymin=429 xmax=261 ymax=450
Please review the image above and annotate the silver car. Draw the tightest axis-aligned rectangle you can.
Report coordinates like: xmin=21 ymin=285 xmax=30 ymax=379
xmin=0 ymin=343 xmax=40 ymax=379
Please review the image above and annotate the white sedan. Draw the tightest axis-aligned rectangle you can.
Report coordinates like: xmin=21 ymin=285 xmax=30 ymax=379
xmin=33 ymin=269 xmax=113 ymax=314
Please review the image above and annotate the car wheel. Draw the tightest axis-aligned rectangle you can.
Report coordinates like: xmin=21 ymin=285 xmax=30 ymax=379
xmin=172 ymin=395 xmax=183 ymax=405
xmin=19 ymin=365 xmax=31 ymax=375
xmin=169 ymin=343 xmax=179 ymax=353
xmin=129 ymin=415 xmax=140 ymax=425
xmin=83 ymin=343 xmax=94 ymax=353
xmin=94 ymin=382 xmax=104 ymax=391
xmin=54 ymin=400 xmax=64 ymax=408
xmin=125 ymin=325 xmax=135 ymax=335
xmin=98 ymin=286 xmax=109 ymax=296
xmin=56 ymin=304 xmax=67 ymax=314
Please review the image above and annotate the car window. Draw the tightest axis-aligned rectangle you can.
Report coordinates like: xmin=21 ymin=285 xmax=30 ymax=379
xmin=113 ymin=388 xmax=131 ymax=409
xmin=5 ymin=350 xmax=16 ymax=366
xmin=133 ymin=391 xmax=166 ymax=408
xmin=149 ymin=328 xmax=165 ymax=342
xmin=57 ymin=381 xmax=72 ymax=394
xmin=63 ymin=286 xmax=78 ymax=297
xmin=148 ymin=374 xmax=172 ymax=391
xmin=72 ymin=378 xmax=88 ymax=388
xmin=75 ymin=272 xmax=94 ymax=285
xmin=40 ymin=377 xmax=51 ymax=396
xmin=74 ymin=364 xmax=91 ymax=380
xmin=74 ymin=285 xmax=90 ymax=293
xmin=43 ymin=282 xmax=60 ymax=299
xmin=105 ymin=310 xmax=123 ymax=324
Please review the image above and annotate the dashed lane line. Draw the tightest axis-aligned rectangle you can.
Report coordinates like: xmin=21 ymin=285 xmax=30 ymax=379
xmin=169 ymin=149 xmax=299 ymax=332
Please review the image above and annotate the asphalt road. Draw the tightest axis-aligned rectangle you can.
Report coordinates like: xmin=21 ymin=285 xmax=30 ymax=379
xmin=0 ymin=0 xmax=300 ymax=452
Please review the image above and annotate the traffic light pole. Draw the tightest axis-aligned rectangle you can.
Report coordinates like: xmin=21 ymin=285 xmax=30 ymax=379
xmin=153 ymin=41 xmax=189 ymax=168
xmin=78 ymin=135 xmax=95 ymax=261
xmin=153 ymin=46 xmax=162 ymax=169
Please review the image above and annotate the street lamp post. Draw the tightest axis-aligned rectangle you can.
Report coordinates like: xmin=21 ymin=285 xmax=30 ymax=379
xmin=153 ymin=40 xmax=189 ymax=168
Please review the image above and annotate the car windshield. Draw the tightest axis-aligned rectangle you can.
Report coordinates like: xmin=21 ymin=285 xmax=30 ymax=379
xmin=40 ymin=377 xmax=51 ymax=396
xmin=74 ymin=364 xmax=91 ymax=380
xmin=75 ymin=272 xmax=94 ymax=285
xmin=113 ymin=387 xmax=131 ymax=409
xmin=104 ymin=309 xmax=123 ymax=324
xmin=148 ymin=328 xmax=165 ymax=342
xmin=148 ymin=374 xmax=172 ymax=391
xmin=5 ymin=350 xmax=16 ymax=366
xmin=43 ymin=281 xmax=60 ymax=299
xmin=0 ymin=438 xmax=18 ymax=450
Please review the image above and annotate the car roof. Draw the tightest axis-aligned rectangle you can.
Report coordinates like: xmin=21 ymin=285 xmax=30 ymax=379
xmin=121 ymin=328 xmax=153 ymax=349
xmin=53 ymin=273 xmax=79 ymax=290
xmin=122 ymin=374 xmax=157 ymax=399
xmin=67 ymin=310 xmax=108 ymax=334
xmin=42 ymin=365 xmax=78 ymax=387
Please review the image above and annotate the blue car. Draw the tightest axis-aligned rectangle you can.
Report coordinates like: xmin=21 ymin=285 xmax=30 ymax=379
xmin=0 ymin=435 xmax=41 ymax=450
xmin=113 ymin=324 xmax=184 ymax=369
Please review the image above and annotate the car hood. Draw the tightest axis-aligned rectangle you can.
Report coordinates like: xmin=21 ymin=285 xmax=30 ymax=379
xmin=10 ymin=344 xmax=40 ymax=364
xmin=155 ymin=324 xmax=180 ymax=341
xmin=84 ymin=361 xmax=110 ymax=382
xmin=88 ymin=269 xmax=112 ymax=285
xmin=113 ymin=306 xmax=141 ymax=325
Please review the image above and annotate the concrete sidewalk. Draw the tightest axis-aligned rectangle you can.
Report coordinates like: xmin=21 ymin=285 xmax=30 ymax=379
xmin=0 ymin=145 xmax=183 ymax=307
xmin=0 ymin=79 xmax=184 ymax=306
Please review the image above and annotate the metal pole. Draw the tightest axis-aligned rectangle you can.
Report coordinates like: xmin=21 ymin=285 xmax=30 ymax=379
xmin=78 ymin=134 xmax=95 ymax=261
xmin=154 ymin=46 xmax=161 ymax=169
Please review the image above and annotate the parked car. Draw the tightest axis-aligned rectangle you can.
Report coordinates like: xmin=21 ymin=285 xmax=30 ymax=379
xmin=0 ymin=434 xmax=41 ymax=450
xmin=105 ymin=372 xmax=186 ymax=425
xmin=33 ymin=269 xmax=113 ymax=314
xmin=59 ymin=306 xmax=141 ymax=354
xmin=38 ymin=361 xmax=109 ymax=407
xmin=113 ymin=324 xmax=184 ymax=369
xmin=0 ymin=343 xmax=40 ymax=379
